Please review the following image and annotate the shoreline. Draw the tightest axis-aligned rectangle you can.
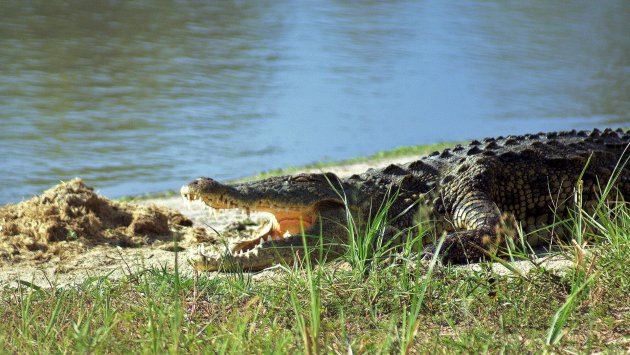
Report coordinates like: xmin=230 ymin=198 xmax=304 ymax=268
xmin=120 ymin=141 xmax=457 ymax=202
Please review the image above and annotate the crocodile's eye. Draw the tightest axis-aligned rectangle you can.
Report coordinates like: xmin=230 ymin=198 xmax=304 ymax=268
xmin=289 ymin=173 xmax=339 ymax=183
xmin=290 ymin=174 xmax=314 ymax=183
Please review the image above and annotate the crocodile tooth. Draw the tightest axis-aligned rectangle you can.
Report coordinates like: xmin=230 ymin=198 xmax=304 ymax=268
xmin=283 ymin=231 xmax=291 ymax=238
xmin=266 ymin=236 xmax=272 ymax=242
xmin=259 ymin=238 xmax=264 ymax=246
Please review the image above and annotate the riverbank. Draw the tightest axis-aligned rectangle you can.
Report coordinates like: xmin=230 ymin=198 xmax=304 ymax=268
xmin=1 ymin=142 xmax=628 ymax=353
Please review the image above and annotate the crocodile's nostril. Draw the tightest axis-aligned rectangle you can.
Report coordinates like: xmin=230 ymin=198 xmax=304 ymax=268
xmin=195 ymin=177 xmax=212 ymax=184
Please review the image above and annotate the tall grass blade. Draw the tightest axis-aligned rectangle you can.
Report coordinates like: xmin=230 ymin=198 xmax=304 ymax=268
xmin=289 ymin=226 xmax=323 ymax=355
xmin=400 ymin=233 xmax=445 ymax=355
xmin=546 ymin=273 xmax=597 ymax=345
xmin=45 ymin=294 xmax=64 ymax=340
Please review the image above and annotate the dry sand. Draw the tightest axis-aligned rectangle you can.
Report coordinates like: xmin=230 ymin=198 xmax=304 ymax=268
xmin=0 ymin=156 xmax=572 ymax=288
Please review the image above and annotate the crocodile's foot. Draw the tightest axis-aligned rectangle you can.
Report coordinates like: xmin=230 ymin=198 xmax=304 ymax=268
xmin=423 ymin=230 xmax=499 ymax=263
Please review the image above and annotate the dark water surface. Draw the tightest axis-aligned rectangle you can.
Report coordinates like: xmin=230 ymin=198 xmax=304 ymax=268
xmin=1 ymin=1 xmax=629 ymax=204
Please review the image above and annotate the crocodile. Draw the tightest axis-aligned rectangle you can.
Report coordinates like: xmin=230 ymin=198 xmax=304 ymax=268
xmin=181 ymin=128 xmax=630 ymax=271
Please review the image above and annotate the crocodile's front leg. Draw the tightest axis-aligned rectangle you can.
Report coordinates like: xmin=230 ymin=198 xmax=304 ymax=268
xmin=431 ymin=193 xmax=507 ymax=263
xmin=426 ymin=163 xmax=511 ymax=263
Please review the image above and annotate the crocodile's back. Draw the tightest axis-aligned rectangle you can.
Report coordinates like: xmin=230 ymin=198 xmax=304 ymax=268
xmin=393 ymin=128 xmax=630 ymax=227
xmin=485 ymin=130 xmax=629 ymax=227
xmin=411 ymin=128 xmax=629 ymax=261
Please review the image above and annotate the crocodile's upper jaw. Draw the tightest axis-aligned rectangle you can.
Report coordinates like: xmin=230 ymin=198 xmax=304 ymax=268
xmin=181 ymin=185 xmax=318 ymax=249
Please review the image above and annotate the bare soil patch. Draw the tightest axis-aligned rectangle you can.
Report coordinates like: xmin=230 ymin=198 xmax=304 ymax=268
xmin=0 ymin=178 xmax=212 ymax=286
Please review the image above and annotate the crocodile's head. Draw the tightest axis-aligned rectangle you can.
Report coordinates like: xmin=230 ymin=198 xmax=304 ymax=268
xmin=181 ymin=173 xmax=349 ymax=271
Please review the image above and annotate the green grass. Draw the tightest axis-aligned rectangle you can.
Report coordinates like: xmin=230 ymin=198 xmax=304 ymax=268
xmin=2 ymin=180 xmax=630 ymax=353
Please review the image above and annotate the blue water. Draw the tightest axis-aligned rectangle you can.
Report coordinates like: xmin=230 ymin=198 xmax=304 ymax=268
xmin=1 ymin=1 xmax=629 ymax=204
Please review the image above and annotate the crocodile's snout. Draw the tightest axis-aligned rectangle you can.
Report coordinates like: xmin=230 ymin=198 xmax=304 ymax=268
xmin=187 ymin=177 xmax=222 ymax=190
xmin=181 ymin=177 xmax=236 ymax=200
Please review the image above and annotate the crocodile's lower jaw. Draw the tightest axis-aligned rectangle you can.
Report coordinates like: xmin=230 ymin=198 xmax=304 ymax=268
xmin=188 ymin=241 xmax=301 ymax=272
xmin=188 ymin=244 xmax=233 ymax=272
xmin=182 ymin=191 xmax=316 ymax=257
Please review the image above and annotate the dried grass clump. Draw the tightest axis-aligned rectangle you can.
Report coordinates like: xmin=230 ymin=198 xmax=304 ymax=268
xmin=0 ymin=178 xmax=200 ymax=264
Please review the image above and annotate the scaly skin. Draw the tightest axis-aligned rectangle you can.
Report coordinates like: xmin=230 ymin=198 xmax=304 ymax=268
xmin=182 ymin=128 xmax=630 ymax=271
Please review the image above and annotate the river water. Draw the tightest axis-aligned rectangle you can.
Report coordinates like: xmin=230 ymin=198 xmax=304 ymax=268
xmin=1 ymin=1 xmax=629 ymax=204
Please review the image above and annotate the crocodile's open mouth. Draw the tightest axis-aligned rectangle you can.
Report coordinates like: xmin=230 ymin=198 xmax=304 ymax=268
xmin=181 ymin=190 xmax=318 ymax=255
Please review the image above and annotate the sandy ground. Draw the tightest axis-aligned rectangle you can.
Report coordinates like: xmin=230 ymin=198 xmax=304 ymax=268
xmin=0 ymin=156 xmax=573 ymax=288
